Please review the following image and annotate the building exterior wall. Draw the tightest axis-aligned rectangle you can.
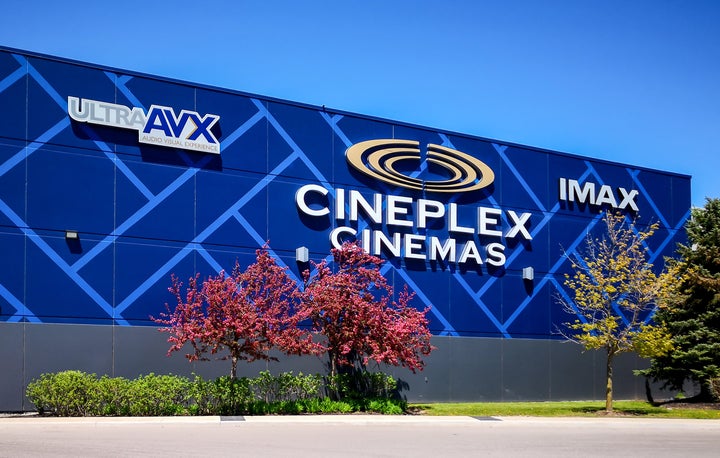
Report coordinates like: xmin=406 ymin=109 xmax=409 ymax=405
xmin=0 ymin=47 xmax=690 ymax=411
xmin=0 ymin=323 xmax=651 ymax=412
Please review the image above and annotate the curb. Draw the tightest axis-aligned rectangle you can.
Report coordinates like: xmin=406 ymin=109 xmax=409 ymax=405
xmin=0 ymin=414 xmax=492 ymax=425
xmin=2 ymin=415 xmax=719 ymax=427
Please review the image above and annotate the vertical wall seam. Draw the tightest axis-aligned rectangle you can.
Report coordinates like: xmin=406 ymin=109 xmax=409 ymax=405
xmin=22 ymin=57 xmax=29 ymax=411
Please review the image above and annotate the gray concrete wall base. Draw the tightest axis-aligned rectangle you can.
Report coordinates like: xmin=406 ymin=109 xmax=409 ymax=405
xmin=1 ymin=323 xmax=660 ymax=411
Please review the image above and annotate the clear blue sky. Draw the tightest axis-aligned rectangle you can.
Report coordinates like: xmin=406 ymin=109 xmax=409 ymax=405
xmin=1 ymin=0 xmax=718 ymax=208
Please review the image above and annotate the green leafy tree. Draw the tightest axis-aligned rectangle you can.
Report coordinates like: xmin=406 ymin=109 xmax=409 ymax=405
xmin=556 ymin=212 xmax=677 ymax=412
xmin=641 ymin=198 xmax=720 ymax=400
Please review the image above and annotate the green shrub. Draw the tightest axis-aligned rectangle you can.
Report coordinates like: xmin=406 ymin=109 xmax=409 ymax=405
xmin=251 ymin=370 xmax=323 ymax=403
xmin=294 ymin=397 xmax=323 ymax=413
xmin=326 ymin=371 xmax=399 ymax=400
xmin=192 ymin=375 xmax=253 ymax=415
xmin=126 ymin=373 xmax=192 ymax=416
xmin=26 ymin=370 xmax=99 ymax=416
xmin=95 ymin=375 xmax=132 ymax=416
xmin=26 ymin=370 xmax=404 ymax=416
xmin=366 ymin=398 xmax=406 ymax=415
xmin=252 ymin=370 xmax=284 ymax=403
xmin=315 ymin=397 xmax=354 ymax=414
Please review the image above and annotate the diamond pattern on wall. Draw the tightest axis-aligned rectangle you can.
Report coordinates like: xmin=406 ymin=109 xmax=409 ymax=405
xmin=0 ymin=50 xmax=690 ymax=337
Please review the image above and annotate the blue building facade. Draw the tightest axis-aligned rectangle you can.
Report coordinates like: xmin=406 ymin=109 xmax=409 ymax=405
xmin=0 ymin=47 xmax=691 ymax=410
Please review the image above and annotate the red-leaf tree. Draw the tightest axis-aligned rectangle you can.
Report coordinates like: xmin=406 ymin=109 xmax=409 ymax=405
xmin=300 ymin=242 xmax=434 ymax=377
xmin=153 ymin=246 xmax=320 ymax=379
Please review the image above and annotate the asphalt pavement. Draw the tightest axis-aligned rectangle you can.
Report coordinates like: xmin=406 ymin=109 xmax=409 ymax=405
xmin=1 ymin=415 xmax=718 ymax=457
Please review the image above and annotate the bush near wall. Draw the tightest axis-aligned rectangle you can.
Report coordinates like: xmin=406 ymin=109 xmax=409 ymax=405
xmin=709 ymin=378 xmax=720 ymax=402
xmin=26 ymin=370 xmax=406 ymax=416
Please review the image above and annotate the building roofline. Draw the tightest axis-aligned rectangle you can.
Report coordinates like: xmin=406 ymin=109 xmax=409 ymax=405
xmin=0 ymin=45 xmax=691 ymax=181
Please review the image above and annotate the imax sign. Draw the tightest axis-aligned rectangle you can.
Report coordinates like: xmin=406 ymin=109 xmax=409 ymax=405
xmin=68 ymin=97 xmax=220 ymax=154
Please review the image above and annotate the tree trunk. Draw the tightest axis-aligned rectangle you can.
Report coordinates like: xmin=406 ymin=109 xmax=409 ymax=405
xmin=330 ymin=351 xmax=337 ymax=378
xmin=606 ymin=349 xmax=614 ymax=413
xmin=644 ymin=377 xmax=655 ymax=404
xmin=328 ymin=352 xmax=340 ymax=400
xmin=230 ymin=355 xmax=238 ymax=379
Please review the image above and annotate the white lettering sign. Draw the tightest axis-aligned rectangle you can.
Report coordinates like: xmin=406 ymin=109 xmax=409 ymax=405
xmin=68 ymin=97 xmax=221 ymax=154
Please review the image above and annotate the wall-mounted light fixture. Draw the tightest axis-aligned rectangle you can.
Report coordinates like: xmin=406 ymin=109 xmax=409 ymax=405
xmin=65 ymin=230 xmax=79 ymax=240
xmin=522 ymin=266 xmax=534 ymax=281
xmin=296 ymin=246 xmax=309 ymax=263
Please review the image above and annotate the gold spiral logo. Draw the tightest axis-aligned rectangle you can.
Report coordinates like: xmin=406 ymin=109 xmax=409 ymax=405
xmin=345 ymin=139 xmax=495 ymax=193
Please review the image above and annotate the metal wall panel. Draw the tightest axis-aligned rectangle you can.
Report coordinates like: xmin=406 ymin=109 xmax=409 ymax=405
xmin=0 ymin=324 xmax=665 ymax=411
xmin=0 ymin=323 xmax=24 ymax=411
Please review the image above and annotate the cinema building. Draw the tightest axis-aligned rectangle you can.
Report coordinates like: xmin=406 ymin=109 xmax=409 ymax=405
xmin=0 ymin=47 xmax=690 ymax=411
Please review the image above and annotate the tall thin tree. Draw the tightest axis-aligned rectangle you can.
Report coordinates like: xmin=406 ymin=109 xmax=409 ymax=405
xmin=556 ymin=212 xmax=676 ymax=412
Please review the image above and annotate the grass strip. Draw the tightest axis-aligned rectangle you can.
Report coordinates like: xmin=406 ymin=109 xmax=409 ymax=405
xmin=410 ymin=401 xmax=720 ymax=419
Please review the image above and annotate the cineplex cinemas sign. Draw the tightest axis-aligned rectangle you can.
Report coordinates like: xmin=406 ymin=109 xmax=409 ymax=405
xmin=67 ymin=97 xmax=221 ymax=153
xmin=295 ymin=139 xmax=641 ymax=267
